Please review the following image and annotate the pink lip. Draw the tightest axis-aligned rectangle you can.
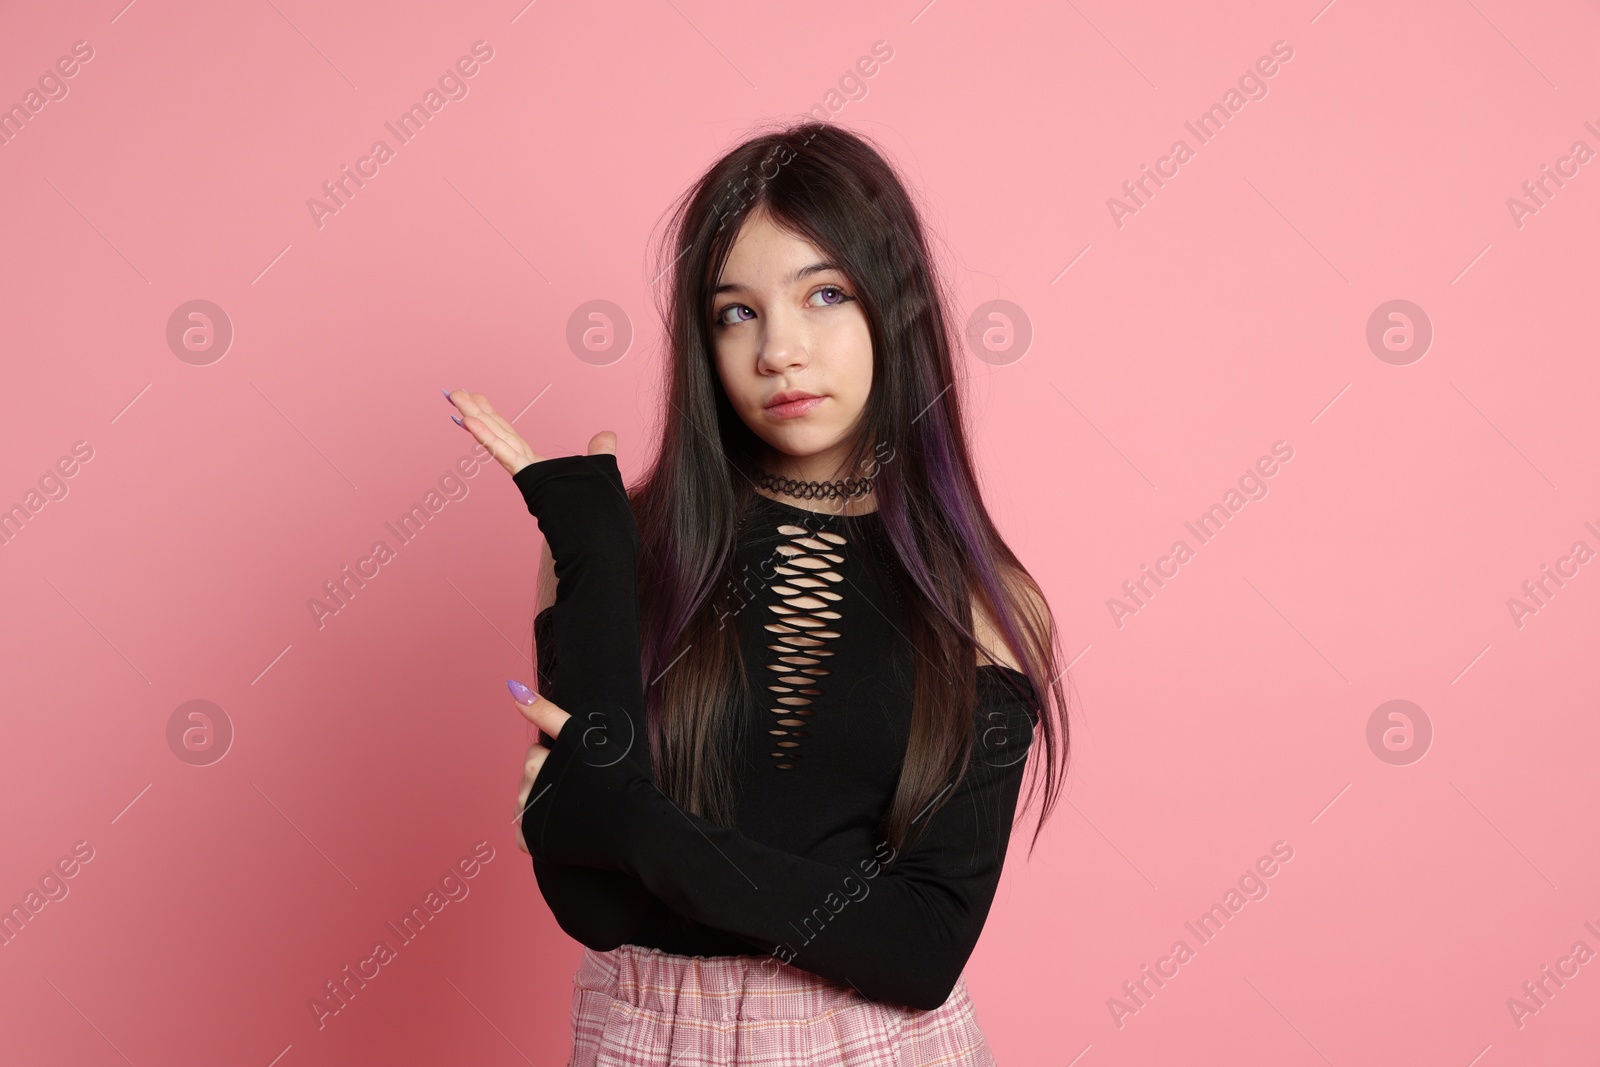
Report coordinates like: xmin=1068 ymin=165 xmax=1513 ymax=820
xmin=766 ymin=395 xmax=824 ymax=419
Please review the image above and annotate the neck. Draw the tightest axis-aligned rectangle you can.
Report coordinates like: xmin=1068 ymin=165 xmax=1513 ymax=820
xmin=755 ymin=447 xmax=879 ymax=517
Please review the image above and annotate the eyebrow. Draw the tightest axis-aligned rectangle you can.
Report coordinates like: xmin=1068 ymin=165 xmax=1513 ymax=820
xmin=711 ymin=261 xmax=842 ymax=297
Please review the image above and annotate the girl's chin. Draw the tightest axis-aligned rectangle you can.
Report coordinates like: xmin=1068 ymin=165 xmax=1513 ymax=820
xmin=759 ymin=434 xmax=847 ymax=461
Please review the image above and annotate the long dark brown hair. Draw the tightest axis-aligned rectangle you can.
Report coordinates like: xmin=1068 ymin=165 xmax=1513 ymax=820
xmin=626 ymin=119 xmax=1072 ymax=859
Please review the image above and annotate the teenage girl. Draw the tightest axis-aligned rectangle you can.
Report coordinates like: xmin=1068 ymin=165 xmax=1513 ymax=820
xmin=448 ymin=120 xmax=1072 ymax=1066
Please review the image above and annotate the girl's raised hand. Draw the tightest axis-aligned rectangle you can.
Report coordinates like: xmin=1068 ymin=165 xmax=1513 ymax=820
xmin=444 ymin=390 xmax=543 ymax=475
xmin=444 ymin=389 xmax=619 ymax=471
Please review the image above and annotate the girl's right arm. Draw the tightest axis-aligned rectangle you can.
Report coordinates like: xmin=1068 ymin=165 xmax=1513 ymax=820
xmin=519 ymin=454 xmax=664 ymax=949
xmin=445 ymin=389 xmax=661 ymax=949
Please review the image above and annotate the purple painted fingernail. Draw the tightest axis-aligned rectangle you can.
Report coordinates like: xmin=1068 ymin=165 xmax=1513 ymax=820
xmin=442 ymin=388 xmax=455 ymax=403
xmin=451 ymin=413 xmax=464 ymax=426
xmin=507 ymin=679 xmax=538 ymax=705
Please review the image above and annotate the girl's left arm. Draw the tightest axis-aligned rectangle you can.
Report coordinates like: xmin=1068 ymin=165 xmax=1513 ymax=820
xmin=529 ymin=670 xmax=1037 ymax=1012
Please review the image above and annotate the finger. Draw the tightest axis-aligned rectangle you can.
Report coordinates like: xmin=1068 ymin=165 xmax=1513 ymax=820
xmin=516 ymin=737 xmax=546 ymax=803
xmin=449 ymin=391 xmax=515 ymax=445
xmin=471 ymin=404 xmax=534 ymax=461
xmin=453 ymin=393 xmax=541 ymax=474
xmin=587 ymin=430 xmax=618 ymax=457
xmin=460 ymin=412 xmax=535 ymax=474
xmin=462 ymin=392 xmax=533 ymax=448
xmin=507 ymin=680 xmax=571 ymax=738
xmin=515 ymin=826 xmax=529 ymax=854
xmin=517 ymin=745 xmax=549 ymax=809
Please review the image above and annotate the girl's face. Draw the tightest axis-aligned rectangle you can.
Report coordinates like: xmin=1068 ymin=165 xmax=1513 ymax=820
xmin=710 ymin=207 xmax=873 ymax=478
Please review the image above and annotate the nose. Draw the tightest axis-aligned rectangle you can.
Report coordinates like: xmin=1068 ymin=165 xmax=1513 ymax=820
xmin=756 ymin=308 xmax=810 ymax=376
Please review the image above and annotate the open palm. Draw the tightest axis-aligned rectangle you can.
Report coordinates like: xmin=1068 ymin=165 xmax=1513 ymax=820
xmin=443 ymin=389 xmax=617 ymax=470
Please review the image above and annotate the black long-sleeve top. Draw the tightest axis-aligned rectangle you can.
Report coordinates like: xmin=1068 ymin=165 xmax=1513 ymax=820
xmin=513 ymin=453 xmax=1038 ymax=1011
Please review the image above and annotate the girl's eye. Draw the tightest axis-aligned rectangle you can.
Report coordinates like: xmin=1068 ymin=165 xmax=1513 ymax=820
xmin=714 ymin=304 xmax=755 ymax=327
xmin=809 ymin=285 xmax=852 ymax=308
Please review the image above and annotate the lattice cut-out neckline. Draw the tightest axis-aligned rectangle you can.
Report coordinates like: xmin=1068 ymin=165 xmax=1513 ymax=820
xmin=761 ymin=521 xmax=850 ymax=769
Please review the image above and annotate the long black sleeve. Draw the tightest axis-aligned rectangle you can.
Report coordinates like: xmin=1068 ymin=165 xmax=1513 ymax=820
xmin=515 ymin=454 xmax=1040 ymax=1011
xmin=510 ymin=453 xmax=658 ymax=950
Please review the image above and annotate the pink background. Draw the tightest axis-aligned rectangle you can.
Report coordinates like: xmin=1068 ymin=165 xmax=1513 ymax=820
xmin=2 ymin=0 xmax=1597 ymax=1063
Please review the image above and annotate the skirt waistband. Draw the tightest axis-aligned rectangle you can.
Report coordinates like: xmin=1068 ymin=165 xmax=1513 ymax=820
xmin=575 ymin=943 xmax=944 ymax=1024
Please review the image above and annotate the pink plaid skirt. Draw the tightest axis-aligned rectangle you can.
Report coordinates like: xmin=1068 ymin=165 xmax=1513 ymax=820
xmin=567 ymin=944 xmax=997 ymax=1066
